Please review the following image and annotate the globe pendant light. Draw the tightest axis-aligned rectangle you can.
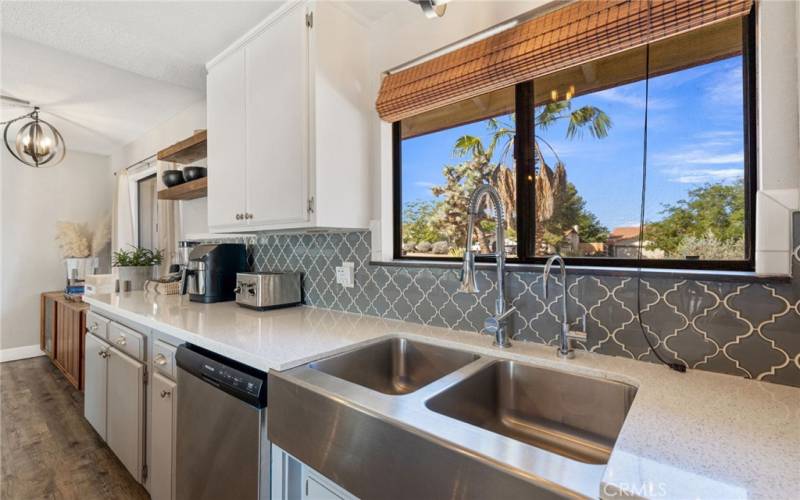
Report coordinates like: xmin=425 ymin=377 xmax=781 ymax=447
xmin=3 ymin=105 xmax=66 ymax=168
xmin=409 ymin=0 xmax=448 ymax=18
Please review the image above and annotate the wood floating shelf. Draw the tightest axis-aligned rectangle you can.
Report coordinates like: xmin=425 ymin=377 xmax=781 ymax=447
xmin=157 ymin=129 xmax=207 ymax=164
xmin=158 ymin=177 xmax=207 ymax=201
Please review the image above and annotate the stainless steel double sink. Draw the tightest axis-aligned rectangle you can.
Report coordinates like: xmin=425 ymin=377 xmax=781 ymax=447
xmin=269 ymin=338 xmax=638 ymax=499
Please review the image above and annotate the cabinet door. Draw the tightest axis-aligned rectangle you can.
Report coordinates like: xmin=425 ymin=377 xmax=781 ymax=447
xmin=245 ymin=3 xmax=310 ymax=227
xmin=151 ymin=373 xmax=177 ymax=500
xmin=207 ymin=47 xmax=248 ymax=230
xmin=54 ymin=303 xmax=83 ymax=389
xmin=84 ymin=333 xmax=109 ymax=440
xmin=107 ymin=347 xmax=144 ymax=483
xmin=301 ymin=466 xmax=355 ymax=500
xmin=41 ymin=295 xmax=56 ymax=356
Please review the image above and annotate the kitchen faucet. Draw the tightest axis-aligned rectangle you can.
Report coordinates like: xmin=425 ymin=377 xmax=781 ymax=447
xmin=458 ymin=184 xmax=515 ymax=348
xmin=543 ymin=254 xmax=587 ymax=358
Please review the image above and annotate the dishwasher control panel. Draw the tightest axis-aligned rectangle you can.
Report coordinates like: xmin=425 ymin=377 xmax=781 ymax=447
xmin=199 ymin=361 xmax=263 ymax=398
xmin=176 ymin=343 xmax=267 ymax=408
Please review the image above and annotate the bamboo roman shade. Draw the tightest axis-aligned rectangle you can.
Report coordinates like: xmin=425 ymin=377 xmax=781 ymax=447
xmin=376 ymin=0 xmax=753 ymax=123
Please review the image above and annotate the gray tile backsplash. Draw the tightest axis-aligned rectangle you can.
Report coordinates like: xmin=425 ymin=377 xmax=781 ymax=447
xmin=225 ymin=213 xmax=800 ymax=387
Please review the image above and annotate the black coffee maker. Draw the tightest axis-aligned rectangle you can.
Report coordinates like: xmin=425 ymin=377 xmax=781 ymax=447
xmin=181 ymin=243 xmax=248 ymax=303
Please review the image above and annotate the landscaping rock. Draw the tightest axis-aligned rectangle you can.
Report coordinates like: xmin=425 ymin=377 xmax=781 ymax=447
xmin=432 ymin=241 xmax=449 ymax=254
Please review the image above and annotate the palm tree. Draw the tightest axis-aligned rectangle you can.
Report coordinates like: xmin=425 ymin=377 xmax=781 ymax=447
xmin=451 ymin=99 xmax=611 ymax=253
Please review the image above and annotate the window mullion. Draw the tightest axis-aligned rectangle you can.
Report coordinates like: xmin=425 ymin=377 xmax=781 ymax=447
xmin=515 ymin=81 xmax=536 ymax=261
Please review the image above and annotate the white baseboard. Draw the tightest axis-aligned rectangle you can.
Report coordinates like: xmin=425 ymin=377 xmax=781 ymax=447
xmin=0 ymin=344 xmax=45 ymax=362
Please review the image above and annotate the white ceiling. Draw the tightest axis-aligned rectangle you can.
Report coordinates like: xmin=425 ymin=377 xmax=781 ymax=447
xmin=1 ymin=1 xmax=285 ymax=90
xmin=0 ymin=1 xmax=285 ymax=156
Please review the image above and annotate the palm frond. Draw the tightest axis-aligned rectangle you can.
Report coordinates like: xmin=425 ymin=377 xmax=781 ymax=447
xmin=565 ymin=106 xmax=612 ymax=139
xmin=453 ymin=135 xmax=484 ymax=158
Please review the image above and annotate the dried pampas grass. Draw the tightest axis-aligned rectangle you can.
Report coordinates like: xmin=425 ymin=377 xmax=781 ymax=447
xmin=55 ymin=221 xmax=90 ymax=258
xmin=91 ymin=214 xmax=111 ymax=256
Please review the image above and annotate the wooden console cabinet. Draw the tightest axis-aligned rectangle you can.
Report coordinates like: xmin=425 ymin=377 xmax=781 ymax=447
xmin=40 ymin=291 xmax=89 ymax=390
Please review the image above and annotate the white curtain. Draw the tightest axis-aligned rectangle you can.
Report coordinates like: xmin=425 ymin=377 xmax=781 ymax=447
xmin=156 ymin=161 xmax=182 ymax=276
xmin=112 ymin=169 xmax=135 ymax=256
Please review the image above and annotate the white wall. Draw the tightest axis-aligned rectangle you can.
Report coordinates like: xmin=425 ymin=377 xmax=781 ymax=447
xmin=0 ymin=149 xmax=112 ymax=352
xmin=111 ymin=99 xmax=209 ymax=239
xmin=754 ymin=0 xmax=800 ymax=274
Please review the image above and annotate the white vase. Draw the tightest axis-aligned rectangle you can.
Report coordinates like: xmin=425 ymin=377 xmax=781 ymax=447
xmin=117 ymin=266 xmax=154 ymax=292
xmin=64 ymin=257 xmax=99 ymax=281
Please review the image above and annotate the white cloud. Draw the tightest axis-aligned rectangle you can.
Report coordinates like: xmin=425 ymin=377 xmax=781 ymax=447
xmin=414 ymin=181 xmax=437 ymax=188
xmin=664 ymin=167 xmax=743 ymax=184
xmin=594 ymin=87 xmax=673 ymax=110
xmin=696 ymin=130 xmax=738 ymax=139
xmin=658 ymin=150 xmax=744 ymax=165
xmin=707 ymin=66 xmax=743 ymax=105
xmin=654 ymin=128 xmax=745 ymax=184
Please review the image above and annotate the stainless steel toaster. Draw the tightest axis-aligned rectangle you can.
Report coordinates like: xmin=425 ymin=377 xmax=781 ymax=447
xmin=234 ymin=272 xmax=302 ymax=310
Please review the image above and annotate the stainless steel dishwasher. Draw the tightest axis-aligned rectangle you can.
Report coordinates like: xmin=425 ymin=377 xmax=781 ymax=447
xmin=175 ymin=344 xmax=269 ymax=500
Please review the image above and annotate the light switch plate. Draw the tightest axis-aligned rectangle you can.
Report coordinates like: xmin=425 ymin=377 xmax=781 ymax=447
xmin=335 ymin=262 xmax=355 ymax=288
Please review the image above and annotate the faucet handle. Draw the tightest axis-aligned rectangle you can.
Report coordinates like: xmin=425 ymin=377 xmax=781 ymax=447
xmin=497 ymin=306 xmax=516 ymax=322
xmin=483 ymin=307 xmax=517 ymax=334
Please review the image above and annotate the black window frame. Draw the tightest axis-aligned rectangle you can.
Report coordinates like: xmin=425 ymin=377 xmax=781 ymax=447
xmin=392 ymin=13 xmax=757 ymax=272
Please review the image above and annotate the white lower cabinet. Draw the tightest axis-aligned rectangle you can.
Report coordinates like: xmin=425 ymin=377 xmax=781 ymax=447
xmin=84 ymin=333 xmax=110 ymax=439
xmin=107 ymin=346 xmax=145 ymax=482
xmin=302 ymin=469 xmax=348 ymax=500
xmin=272 ymin=445 xmax=357 ymax=500
xmin=150 ymin=373 xmax=177 ymax=500
xmin=84 ymin=316 xmax=148 ymax=487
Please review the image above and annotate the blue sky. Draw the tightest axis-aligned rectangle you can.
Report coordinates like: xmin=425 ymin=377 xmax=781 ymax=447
xmin=401 ymin=56 xmax=745 ymax=231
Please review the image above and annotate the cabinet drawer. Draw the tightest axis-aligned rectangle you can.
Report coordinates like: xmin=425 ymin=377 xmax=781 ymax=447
xmin=153 ymin=340 xmax=177 ymax=380
xmin=86 ymin=311 xmax=111 ymax=340
xmin=108 ymin=322 xmax=144 ymax=361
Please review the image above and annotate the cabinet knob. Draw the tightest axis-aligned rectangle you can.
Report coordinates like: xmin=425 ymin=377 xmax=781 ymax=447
xmin=160 ymin=390 xmax=171 ymax=398
xmin=154 ymin=354 xmax=168 ymax=366
xmin=88 ymin=323 xmax=98 ymax=333
xmin=114 ymin=337 xmax=127 ymax=346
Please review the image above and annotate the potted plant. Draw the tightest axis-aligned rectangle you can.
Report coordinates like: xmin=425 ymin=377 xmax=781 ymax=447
xmin=113 ymin=246 xmax=163 ymax=291
xmin=56 ymin=219 xmax=111 ymax=292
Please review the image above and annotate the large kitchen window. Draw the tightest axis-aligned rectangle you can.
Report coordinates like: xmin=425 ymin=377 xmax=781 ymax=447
xmin=394 ymin=14 xmax=755 ymax=270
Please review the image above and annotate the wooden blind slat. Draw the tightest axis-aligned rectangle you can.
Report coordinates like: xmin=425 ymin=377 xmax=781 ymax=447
xmin=376 ymin=0 xmax=753 ymax=122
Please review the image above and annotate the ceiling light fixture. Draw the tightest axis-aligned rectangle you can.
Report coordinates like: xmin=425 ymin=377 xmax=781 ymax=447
xmin=2 ymin=96 xmax=66 ymax=168
xmin=410 ymin=0 xmax=449 ymax=18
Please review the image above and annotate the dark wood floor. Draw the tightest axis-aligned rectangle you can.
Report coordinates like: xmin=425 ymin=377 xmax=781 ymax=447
xmin=1 ymin=356 xmax=148 ymax=500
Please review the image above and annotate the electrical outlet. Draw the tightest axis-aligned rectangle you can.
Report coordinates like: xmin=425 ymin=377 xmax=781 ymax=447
xmin=335 ymin=262 xmax=355 ymax=288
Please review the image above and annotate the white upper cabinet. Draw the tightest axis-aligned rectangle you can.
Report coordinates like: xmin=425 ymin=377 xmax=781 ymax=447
xmin=207 ymin=48 xmax=247 ymax=230
xmin=206 ymin=1 xmax=371 ymax=233
xmin=245 ymin=3 xmax=309 ymax=227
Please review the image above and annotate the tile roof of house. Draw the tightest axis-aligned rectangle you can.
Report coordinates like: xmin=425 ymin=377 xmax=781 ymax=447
xmin=608 ymin=226 xmax=642 ymax=240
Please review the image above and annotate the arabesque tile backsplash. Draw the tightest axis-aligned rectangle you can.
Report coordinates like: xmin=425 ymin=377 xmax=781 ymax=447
xmin=224 ymin=212 xmax=800 ymax=387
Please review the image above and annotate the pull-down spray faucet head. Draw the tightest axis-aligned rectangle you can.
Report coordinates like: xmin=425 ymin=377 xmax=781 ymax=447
xmin=458 ymin=249 xmax=479 ymax=294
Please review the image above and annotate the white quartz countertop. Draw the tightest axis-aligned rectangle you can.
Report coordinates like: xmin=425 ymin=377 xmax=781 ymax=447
xmin=84 ymin=292 xmax=800 ymax=500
